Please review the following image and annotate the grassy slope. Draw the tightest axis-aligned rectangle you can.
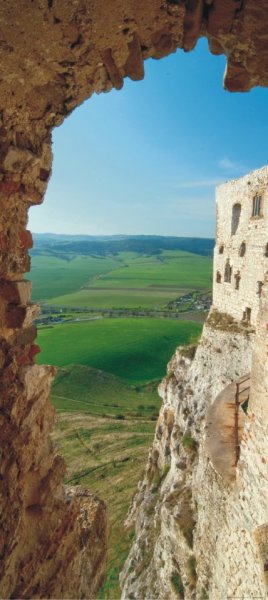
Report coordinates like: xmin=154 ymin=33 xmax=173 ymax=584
xmin=52 ymin=410 xmax=156 ymax=600
xmin=52 ymin=365 xmax=160 ymax=418
xmin=51 ymin=365 xmax=161 ymax=599
xmin=38 ymin=318 xmax=202 ymax=383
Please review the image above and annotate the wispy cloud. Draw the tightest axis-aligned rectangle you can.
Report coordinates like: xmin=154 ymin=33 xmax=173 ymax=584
xmin=218 ymin=157 xmax=246 ymax=173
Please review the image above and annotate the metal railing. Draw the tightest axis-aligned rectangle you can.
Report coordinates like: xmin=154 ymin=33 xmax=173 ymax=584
xmin=234 ymin=376 xmax=250 ymax=464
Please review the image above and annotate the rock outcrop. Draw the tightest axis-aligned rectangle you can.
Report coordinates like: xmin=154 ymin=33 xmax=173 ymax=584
xmin=1 ymin=2 xmax=268 ymax=598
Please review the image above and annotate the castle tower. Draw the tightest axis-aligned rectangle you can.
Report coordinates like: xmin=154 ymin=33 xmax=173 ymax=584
xmin=213 ymin=165 xmax=268 ymax=326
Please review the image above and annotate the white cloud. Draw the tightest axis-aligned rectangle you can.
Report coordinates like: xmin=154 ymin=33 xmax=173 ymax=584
xmin=218 ymin=157 xmax=246 ymax=173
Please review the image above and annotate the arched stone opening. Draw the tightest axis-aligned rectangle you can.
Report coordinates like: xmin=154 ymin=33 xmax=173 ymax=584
xmin=231 ymin=203 xmax=241 ymax=235
xmin=252 ymin=194 xmax=262 ymax=218
xmin=239 ymin=241 xmax=246 ymax=257
xmin=224 ymin=259 xmax=232 ymax=283
xmin=216 ymin=271 xmax=222 ymax=283
xmin=234 ymin=271 xmax=241 ymax=290
xmin=1 ymin=1 xmax=268 ymax=597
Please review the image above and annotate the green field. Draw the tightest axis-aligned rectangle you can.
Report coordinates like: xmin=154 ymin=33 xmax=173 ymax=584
xmin=38 ymin=310 xmax=202 ymax=599
xmin=30 ymin=250 xmax=212 ymax=309
xmin=51 ymin=364 xmax=162 ymax=599
xmin=52 ymin=365 xmax=160 ymax=418
xmin=29 ymin=254 xmax=120 ymax=300
xmin=52 ymin=408 xmax=156 ymax=600
xmin=38 ymin=318 xmax=202 ymax=383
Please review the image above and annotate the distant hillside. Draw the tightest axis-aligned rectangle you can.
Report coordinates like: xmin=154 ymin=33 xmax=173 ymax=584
xmin=32 ymin=234 xmax=214 ymax=257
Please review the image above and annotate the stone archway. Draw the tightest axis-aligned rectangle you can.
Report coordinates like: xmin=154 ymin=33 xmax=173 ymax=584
xmin=1 ymin=2 xmax=268 ymax=597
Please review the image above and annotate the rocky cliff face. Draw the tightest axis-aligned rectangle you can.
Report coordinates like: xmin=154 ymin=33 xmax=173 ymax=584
xmin=120 ymin=309 xmax=267 ymax=598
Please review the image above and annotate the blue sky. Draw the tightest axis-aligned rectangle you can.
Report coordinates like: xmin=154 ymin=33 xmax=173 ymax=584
xmin=29 ymin=39 xmax=268 ymax=238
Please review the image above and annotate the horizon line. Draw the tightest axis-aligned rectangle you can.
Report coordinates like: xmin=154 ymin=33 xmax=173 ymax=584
xmin=32 ymin=232 xmax=215 ymax=240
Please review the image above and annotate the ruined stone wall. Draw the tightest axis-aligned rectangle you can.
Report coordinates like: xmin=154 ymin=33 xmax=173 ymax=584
xmin=213 ymin=166 xmax=268 ymax=325
xmin=0 ymin=137 xmax=108 ymax=599
xmin=1 ymin=1 xmax=268 ymax=597
xmin=1 ymin=0 xmax=268 ymax=137
xmin=194 ymin=276 xmax=268 ymax=599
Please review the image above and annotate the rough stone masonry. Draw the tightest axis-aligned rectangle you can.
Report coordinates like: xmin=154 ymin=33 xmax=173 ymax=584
xmin=213 ymin=166 xmax=268 ymax=326
xmin=1 ymin=1 xmax=268 ymax=598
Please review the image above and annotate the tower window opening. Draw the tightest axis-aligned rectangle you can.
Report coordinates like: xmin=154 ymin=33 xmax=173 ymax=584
xmin=219 ymin=245 xmax=224 ymax=254
xmin=264 ymin=243 xmax=268 ymax=257
xmin=257 ymin=281 xmax=263 ymax=296
xmin=242 ymin=307 xmax=251 ymax=323
xmin=224 ymin=260 xmax=232 ymax=283
xmin=239 ymin=242 xmax=246 ymax=257
xmin=235 ymin=272 xmax=241 ymax=290
xmin=216 ymin=271 xmax=222 ymax=283
xmin=231 ymin=203 xmax=241 ymax=235
xmin=252 ymin=195 xmax=262 ymax=217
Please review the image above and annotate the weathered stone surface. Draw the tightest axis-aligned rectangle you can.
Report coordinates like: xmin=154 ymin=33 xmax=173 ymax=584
xmin=0 ymin=360 xmax=108 ymax=599
xmin=0 ymin=280 xmax=32 ymax=305
xmin=121 ymin=325 xmax=254 ymax=599
xmin=0 ymin=3 xmax=268 ymax=598
xmin=213 ymin=166 xmax=268 ymax=326
xmin=0 ymin=0 xmax=267 ymax=145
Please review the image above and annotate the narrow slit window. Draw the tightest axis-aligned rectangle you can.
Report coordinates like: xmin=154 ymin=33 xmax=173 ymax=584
xmin=235 ymin=272 xmax=241 ymax=290
xmin=216 ymin=271 xmax=222 ymax=283
xmin=231 ymin=203 xmax=241 ymax=235
xmin=242 ymin=307 xmax=251 ymax=323
xmin=264 ymin=243 xmax=268 ymax=257
xmin=224 ymin=260 xmax=232 ymax=283
xmin=257 ymin=281 xmax=263 ymax=296
xmin=219 ymin=245 xmax=224 ymax=254
xmin=252 ymin=195 xmax=262 ymax=217
xmin=239 ymin=242 xmax=246 ymax=257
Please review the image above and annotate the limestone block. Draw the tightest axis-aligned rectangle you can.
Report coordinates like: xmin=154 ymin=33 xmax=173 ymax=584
xmin=0 ymin=279 xmax=32 ymax=305
xmin=101 ymin=48 xmax=124 ymax=90
xmin=124 ymin=34 xmax=144 ymax=81
xmin=3 ymin=147 xmax=38 ymax=172
xmin=19 ymin=229 xmax=33 ymax=250
xmin=11 ymin=324 xmax=37 ymax=347
xmin=254 ymin=524 xmax=268 ymax=588
xmin=4 ymin=302 xmax=38 ymax=329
